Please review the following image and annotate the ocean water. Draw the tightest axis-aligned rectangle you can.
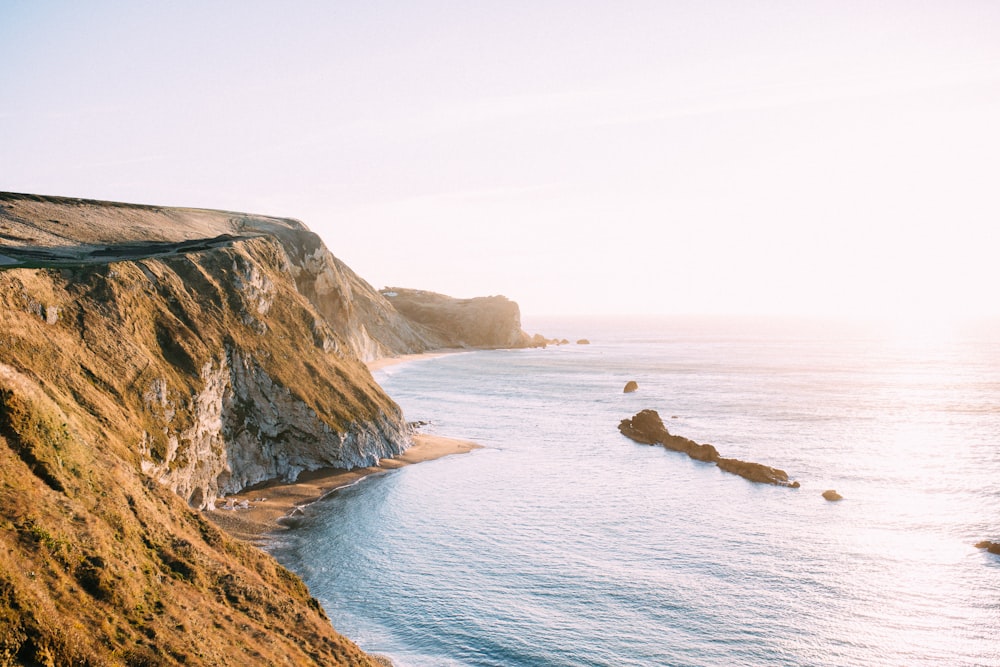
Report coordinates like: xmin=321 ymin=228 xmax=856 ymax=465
xmin=270 ymin=316 xmax=1000 ymax=666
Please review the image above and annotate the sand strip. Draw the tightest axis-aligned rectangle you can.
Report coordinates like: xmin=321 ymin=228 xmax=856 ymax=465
xmin=365 ymin=349 xmax=466 ymax=372
xmin=205 ymin=434 xmax=480 ymax=544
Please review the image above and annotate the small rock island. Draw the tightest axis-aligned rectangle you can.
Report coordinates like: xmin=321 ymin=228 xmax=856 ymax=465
xmin=975 ymin=540 xmax=1000 ymax=555
xmin=618 ymin=409 xmax=800 ymax=488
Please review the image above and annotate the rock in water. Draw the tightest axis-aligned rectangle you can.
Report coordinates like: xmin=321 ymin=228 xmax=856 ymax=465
xmin=623 ymin=380 xmax=639 ymax=393
xmin=716 ymin=457 xmax=799 ymax=487
xmin=577 ymin=338 xmax=590 ymax=345
xmin=618 ymin=409 xmax=673 ymax=445
xmin=822 ymin=489 xmax=844 ymax=501
xmin=618 ymin=409 xmax=799 ymax=488
xmin=975 ymin=540 xmax=1000 ymax=555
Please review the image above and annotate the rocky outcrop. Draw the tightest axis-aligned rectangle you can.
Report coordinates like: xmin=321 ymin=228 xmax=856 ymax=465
xmin=975 ymin=540 xmax=1000 ymax=555
xmin=618 ymin=409 xmax=799 ymax=487
xmin=624 ymin=380 xmax=639 ymax=393
xmin=381 ymin=287 xmax=532 ymax=349
xmin=822 ymin=489 xmax=844 ymax=501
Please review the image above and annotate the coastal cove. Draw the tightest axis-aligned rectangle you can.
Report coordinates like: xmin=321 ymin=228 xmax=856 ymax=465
xmin=271 ymin=317 xmax=1000 ymax=667
xmin=206 ymin=346 xmax=482 ymax=544
xmin=204 ymin=432 xmax=480 ymax=545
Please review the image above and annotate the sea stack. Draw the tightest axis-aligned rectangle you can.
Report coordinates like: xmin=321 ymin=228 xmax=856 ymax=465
xmin=618 ymin=409 xmax=799 ymax=488
xmin=624 ymin=380 xmax=639 ymax=393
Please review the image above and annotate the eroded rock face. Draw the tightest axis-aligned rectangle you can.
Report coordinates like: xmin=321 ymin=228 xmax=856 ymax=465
xmin=618 ymin=409 xmax=799 ymax=487
xmin=142 ymin=350 xmax=411 ymax=509
xmin=281 ymin=232 xmax=438 ymax=361
xmin=0 ymin=211 xmax=414 ymax=511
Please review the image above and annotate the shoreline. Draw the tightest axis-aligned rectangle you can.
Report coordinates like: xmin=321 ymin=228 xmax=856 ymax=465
xmin=365 ymin=348 xmax=467 ymax=372
xmin=205 ymin=433 xmax=480 ymax=544
xmin=205 ymin=349 xmax=478 ymax=543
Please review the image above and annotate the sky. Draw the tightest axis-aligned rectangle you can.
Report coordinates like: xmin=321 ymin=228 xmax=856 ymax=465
xmin=2 ymin=1 xmax=1000 ymax=320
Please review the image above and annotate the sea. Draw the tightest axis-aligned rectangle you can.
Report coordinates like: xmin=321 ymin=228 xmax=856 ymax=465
xmin=269 ymin=316 xmax=1000 ymax=667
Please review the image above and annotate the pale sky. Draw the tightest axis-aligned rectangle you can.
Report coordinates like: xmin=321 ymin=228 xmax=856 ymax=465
xmin=2 ymin=1 xmax=999 ymax=320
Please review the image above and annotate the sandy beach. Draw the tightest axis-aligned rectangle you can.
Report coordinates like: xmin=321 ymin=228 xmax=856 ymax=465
xmin=205 ymin=351 xmax=477 ymax=544
xmin=365 ymin=348 xmax=465 ymax=372
xmin=205 ymin=433 xmax=480 ymax=543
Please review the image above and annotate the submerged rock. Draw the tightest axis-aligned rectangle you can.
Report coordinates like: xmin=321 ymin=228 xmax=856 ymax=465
xmin=618 ymin=409 xmax=799 ymax=488
xmin=975 ymin=540 xmax=1000 ymax=555
xmin=822 ymin=489 xmax=844 ymax=501
xmin=623 ymin=380 xmax=639 ymax=393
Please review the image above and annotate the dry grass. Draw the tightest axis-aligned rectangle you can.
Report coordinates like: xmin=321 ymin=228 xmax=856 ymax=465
xmin=0 ymin=235 xmax=390 ymax=664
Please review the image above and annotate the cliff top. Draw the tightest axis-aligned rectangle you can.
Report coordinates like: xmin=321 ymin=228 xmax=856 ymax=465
xmin=0 ymin=191 xmax=304 ymax=246
xmin=0 ymin=192 xmax=313 ymax=269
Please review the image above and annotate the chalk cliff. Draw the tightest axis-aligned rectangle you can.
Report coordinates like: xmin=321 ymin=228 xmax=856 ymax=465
xmin=0 ymin=192 xmax=535 ymax=665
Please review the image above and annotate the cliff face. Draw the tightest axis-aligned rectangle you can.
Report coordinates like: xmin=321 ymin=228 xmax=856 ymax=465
xmin=0 ymin=230 xmax=411 ymax=513
xmin=278 ymin=231 xmax=439 ymax=361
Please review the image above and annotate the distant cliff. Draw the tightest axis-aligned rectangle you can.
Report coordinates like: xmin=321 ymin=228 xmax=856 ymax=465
xmin=381 ymin=287 xmax=533 ymax=349
xmin=0 ymin=192 xmax=537 ymax=665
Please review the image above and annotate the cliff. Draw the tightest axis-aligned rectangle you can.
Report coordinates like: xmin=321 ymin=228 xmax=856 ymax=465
xmin=0 ymin=192 xmax=535 ymax=665
xmin=0 ymin=193 xmax=417 ymax=512
xmin=0 ymin=193 xmax=442 ymax=362
xmin=381 ymin=287 xmax=532 ymax=349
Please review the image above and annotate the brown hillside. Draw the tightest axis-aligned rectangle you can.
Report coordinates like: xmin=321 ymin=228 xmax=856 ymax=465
xmin=0 ymin=195 xmax=412 ymax=664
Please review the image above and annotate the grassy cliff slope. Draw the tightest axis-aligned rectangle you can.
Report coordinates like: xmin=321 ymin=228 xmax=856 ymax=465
xmin=0 ymin=194 xmax=416 ymax=665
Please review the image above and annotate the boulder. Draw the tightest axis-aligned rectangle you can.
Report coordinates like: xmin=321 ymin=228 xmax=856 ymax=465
xmin=822 ymin=489 xmax=843 ymax=501
xmin=618 ymin=409 xmax=668 ymax=444
xmin=577 ymin=338 xmax=590 ymax=345
xmin=975 ymin=540 xmax=1000 ymax=555
xmin=623 ymin=380 xmax=639 ymax=393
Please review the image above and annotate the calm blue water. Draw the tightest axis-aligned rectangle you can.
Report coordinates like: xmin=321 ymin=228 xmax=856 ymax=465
xmin=271 ymin=316 xmax=1000 ymax=666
